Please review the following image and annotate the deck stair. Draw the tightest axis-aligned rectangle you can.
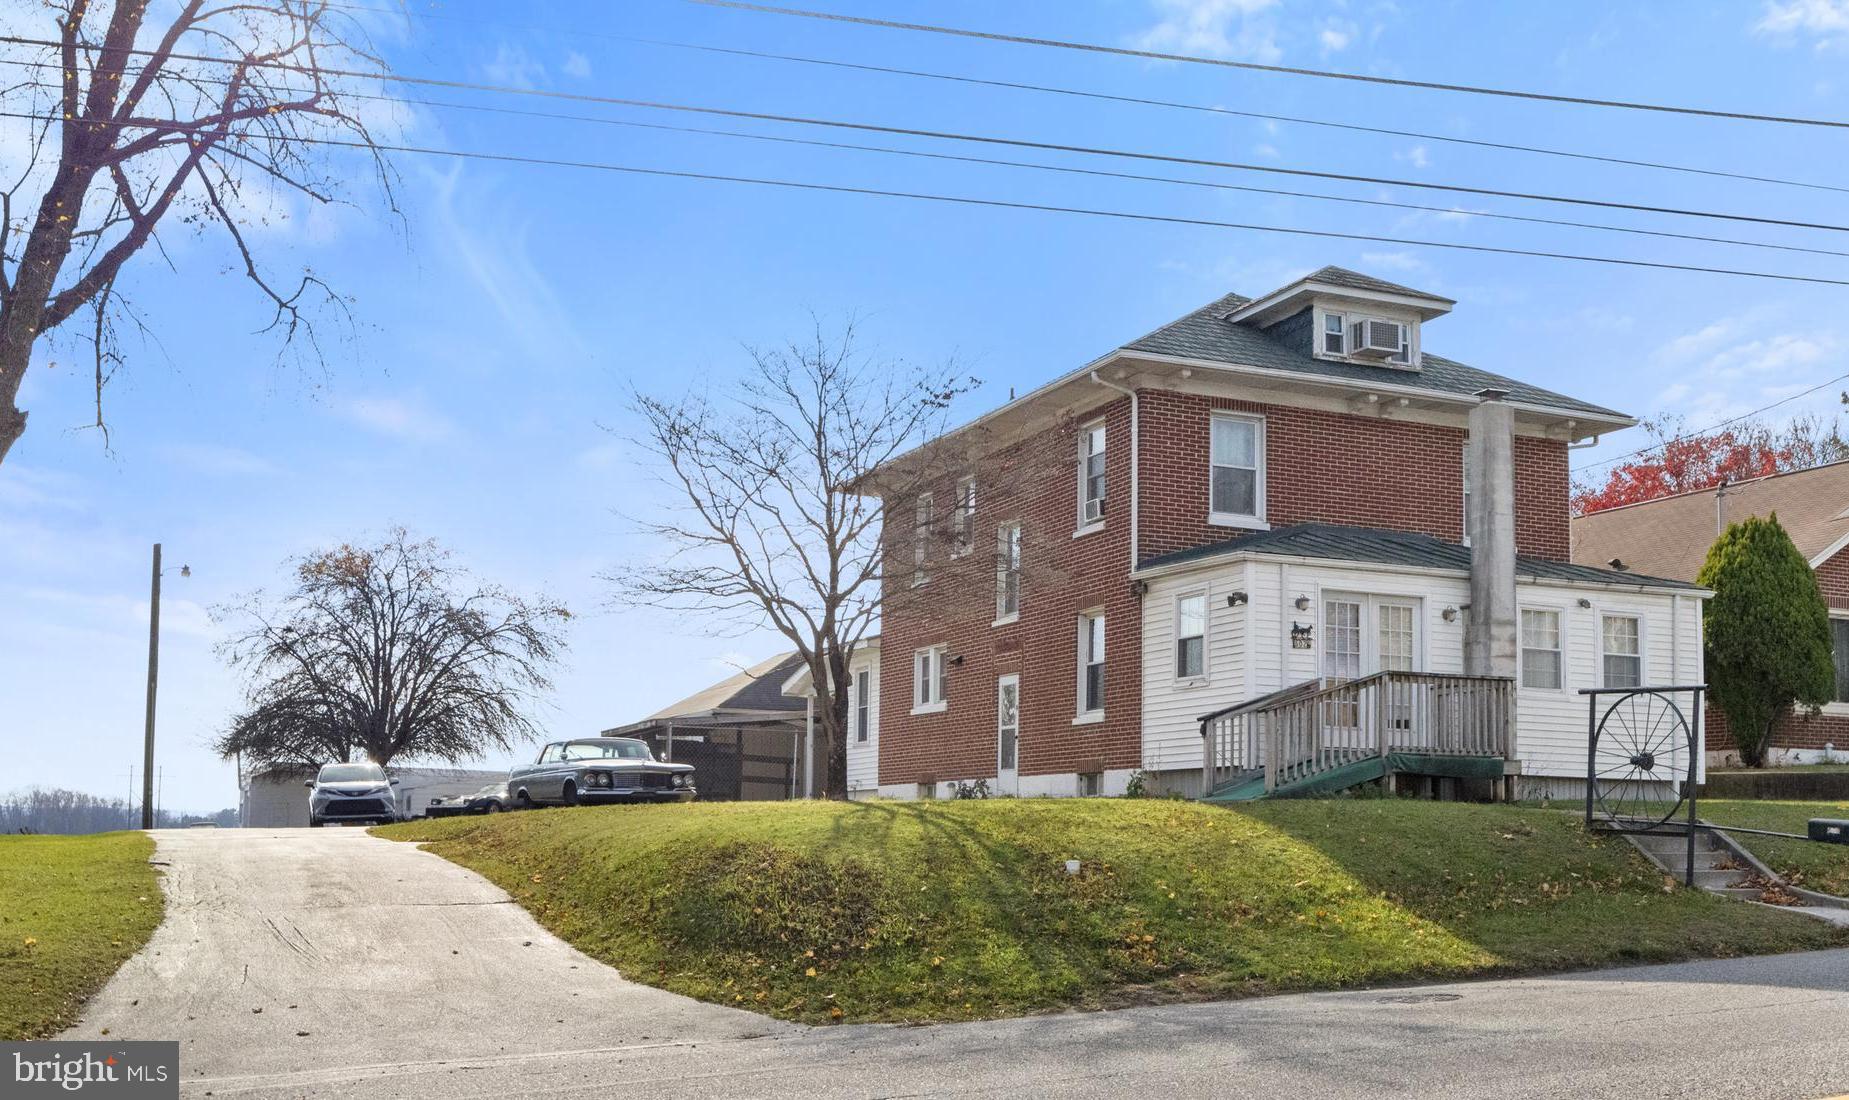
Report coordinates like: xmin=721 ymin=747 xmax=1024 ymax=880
xmin=1200 ymin=670 xmax=1515 ymax=803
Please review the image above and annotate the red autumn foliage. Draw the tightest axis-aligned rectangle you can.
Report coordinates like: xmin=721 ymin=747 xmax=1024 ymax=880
xmin=1573 ymin=414 xmax=1849 ymax=515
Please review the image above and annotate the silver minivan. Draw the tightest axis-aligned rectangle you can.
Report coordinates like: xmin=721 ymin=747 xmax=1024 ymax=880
xmin=305 ymin=762 xmax=400 ymax=826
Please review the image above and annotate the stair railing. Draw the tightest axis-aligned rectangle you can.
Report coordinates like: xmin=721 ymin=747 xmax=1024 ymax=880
xmin=1201 ymin=671 xmax=1515 ymax=796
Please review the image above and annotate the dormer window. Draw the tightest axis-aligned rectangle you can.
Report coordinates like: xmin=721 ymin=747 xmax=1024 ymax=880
xmin=1322 ymin=312 xmax=1345 ymax=355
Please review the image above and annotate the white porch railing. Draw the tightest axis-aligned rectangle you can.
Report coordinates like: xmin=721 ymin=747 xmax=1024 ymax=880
xmin=1200 ymin=671 xmax=1516 ymax=796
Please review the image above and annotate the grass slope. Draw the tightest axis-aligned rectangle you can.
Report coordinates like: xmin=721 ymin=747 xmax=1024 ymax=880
xmin=1697 ymin=799 xmax=1849 ymax=897
xmin=381 ymin=800 xmax=1847 ymax=1025
xmin=0 ymin=832 xmax=164 ymax=1040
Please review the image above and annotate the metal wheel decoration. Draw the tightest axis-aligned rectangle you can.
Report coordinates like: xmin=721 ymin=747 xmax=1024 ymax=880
xmin=1583 ymin=687 xmax=1698 ymax=831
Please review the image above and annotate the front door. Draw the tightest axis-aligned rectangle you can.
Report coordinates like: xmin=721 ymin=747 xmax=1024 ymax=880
xmin=996 ymin=674 xmax=1020 ymax=795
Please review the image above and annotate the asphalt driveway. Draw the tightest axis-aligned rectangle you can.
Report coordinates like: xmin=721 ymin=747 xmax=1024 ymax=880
xmin=62 ymin=827 xmax=1849 ymax=1098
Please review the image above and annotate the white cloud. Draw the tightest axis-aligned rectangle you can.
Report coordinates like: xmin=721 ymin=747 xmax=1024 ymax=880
xmin=482 ymin=44 xmax=546 ymax=89
xmin=1253 ymin=142 xmax=1281 ymax=159
xmin=1319 ymin=19 xmax=1357 ymax=54
xmin=1756 ymin=0 xmax=1849 ymax=39
xmin=562 ymin=51 xmax=593 ymax=79
xmin=335 ymin=394 xmax=457 ymax=443
xmin=1135 ymin=0 xmax=1283 ymax=63
xmin=1357 ymin=250 xmax=1426 ymax=273
xmin=1647 ymin=311 xmax=1846 ymax=430
xmin=1393 ymin=144 xmax=1430 ymax=169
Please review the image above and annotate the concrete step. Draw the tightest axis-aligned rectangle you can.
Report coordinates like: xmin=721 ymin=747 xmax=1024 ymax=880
xmin=1655 ymin=850 xmax=1738 ymax=872
xmin=1680 ymin=869 xmax=1753 ymax=889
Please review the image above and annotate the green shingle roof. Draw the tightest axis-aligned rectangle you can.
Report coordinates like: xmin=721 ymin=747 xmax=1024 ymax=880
xmin=1120 ymin=285 xmax=1626 ymax=423
xmin=1137 ymin=523 xmax=1698 ymax=590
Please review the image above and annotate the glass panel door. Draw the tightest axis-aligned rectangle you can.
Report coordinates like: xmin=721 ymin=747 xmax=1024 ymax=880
xmin=996 ymin=675 xmax=1020 ymax=795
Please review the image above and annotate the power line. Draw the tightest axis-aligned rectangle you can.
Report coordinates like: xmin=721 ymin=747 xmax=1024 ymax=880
xmin=689 ymin=0 xmax=1849 ymax=131
xmin=9 ymin=107 xmax=1849 ymax=289
xmin=1575 ymin=371 xmax=1849 ymax=475
xmin=311 ymin=0 xmax=1849 ymax=196
xmin=1 ymin=37 xmax=1843 ymax=237
xmin=10 ymin=64 xmax=1838 ymax=260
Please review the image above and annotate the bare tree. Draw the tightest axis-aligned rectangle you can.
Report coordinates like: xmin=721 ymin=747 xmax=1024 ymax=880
xmin=215 ymin=530 xmax=569 ymax=769
xmin=0 ymin=0 xmax=399 ymax=465
xmin=611 ymin=322 xmax=994 ymax=799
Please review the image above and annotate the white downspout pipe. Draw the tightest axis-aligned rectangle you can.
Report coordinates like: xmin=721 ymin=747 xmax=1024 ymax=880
xmin=1089 ymin=372 xmax=1139 ymax=569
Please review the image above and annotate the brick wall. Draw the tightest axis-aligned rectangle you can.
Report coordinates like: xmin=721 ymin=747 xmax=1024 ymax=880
xmin=1706 ymin=544 xmax=1849 ymax=756
xmin=1135 ymin=391 xmax=1570 ymax=562
xmin=876 ymin=397 xmax=1143 ymax=786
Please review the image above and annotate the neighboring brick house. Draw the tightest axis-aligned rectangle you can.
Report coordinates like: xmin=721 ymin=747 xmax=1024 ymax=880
xmin=833 ymin=267 xmax=1702 ymax=800
xmin=1573 ymin=461 xmax=1849 ymax=765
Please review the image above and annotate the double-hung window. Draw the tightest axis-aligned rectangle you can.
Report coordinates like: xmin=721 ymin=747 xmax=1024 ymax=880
xmin=854 ymin=669 xmax=871 ymax=742
xmin=951 ymin=476 xmax=976 ymax=557
xmin=995 ymin=521 xmax=1022 ymax=622
xmin=1520 ymin=609 xmax=1563 ymax=690
xmin=912 ymin=645 xmax=947 ymax=712
xmin=1601 ymin=615 xmax=1642 ymax=688
xmin=1322 ymin=311 xmax=1345 ymax=355
xmin=1832 ymin=618 xmax=1849 ymax=703
xmin=1078 ymin=612 xmax=1106 ymax=716
xmin=1175 ymin=592 xmax=1207 ymax=680
xmin=911 ymin=492 xmax=932 ymax=587
xmin=1209 ymin=414 xmax=1264 ymax=525
xmin=1078 ymin=421 xmax=1107 ymax=526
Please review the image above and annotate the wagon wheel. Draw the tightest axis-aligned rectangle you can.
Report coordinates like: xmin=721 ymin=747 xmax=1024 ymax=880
xmin=1590 ymin=690 xmax=1691 ymax=830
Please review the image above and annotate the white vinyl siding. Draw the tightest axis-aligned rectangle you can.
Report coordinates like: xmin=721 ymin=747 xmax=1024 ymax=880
xmin=1138 ymin=561 xmax=1705 ymax=783
xmin=1209 ymin=414 xmax=1264 ymax=525
xmin=846 ymin=647 xmax=880 ymax=794
xmin=1078 ymin=421 xmax=1107 ymax=527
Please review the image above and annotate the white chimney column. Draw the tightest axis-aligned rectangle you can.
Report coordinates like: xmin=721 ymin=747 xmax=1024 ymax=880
xmin=1465 ymin=390 xmax=1518 ymax=679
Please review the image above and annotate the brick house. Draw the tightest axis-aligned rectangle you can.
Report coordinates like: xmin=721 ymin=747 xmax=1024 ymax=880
xmin=818 ymin=267 xmax=1704 ymax=800
xmin=1573 ymin=460 xmax=1849 ymax=765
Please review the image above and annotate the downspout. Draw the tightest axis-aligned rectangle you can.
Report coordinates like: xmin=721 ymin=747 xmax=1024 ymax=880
xmin=1089 ymin=372 xmax=1139 ymax=569
xmin=803 ymin=696 xmax=815 ymax=799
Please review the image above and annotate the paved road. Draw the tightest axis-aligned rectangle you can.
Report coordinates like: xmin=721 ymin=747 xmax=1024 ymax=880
xmin=65 ymin=828 xmax=1849 ymax=1099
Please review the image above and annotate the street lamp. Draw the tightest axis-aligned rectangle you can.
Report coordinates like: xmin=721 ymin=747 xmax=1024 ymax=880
xmin=141 ymin=544 xmax=190 ymax=830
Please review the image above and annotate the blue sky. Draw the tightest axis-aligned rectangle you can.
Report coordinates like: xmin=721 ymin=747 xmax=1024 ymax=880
xmin=4 ymin=0 xmax=1848 ymax=812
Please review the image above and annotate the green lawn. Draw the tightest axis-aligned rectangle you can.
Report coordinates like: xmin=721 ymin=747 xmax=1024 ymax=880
xmin=379 ymin=799 xmax=1846 ymax=1025
xmin=1697 ymin=799 xmax=1849 ymax=897
xmin=0 ymin=832 xmax=164 ymax=1040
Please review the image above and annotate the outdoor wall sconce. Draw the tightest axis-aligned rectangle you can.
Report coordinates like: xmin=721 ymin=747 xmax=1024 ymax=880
xmin=1293 ymin=594 xmax=1311 ymax=611
xmin=1130 ymin=579 xmax=1149 ymax=598
xmin=949 ymin=654 xmax=965 ymax=667
xmin=1441 ymin=606 xmax=1459 ymax=622
xmin=1226 ymin=590 xmax=1248 ymax=607
xmin=1577 ymin=597 xmax=1593 ymax=609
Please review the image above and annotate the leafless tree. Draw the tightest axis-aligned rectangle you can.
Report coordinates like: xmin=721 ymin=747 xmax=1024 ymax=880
xmin=611 ymin=323 xmax=968 ymax=799
xmin=0 ymin=0 xmax=400 ymax=466
xmin=214 ymin=530 xmax=570 ymax=769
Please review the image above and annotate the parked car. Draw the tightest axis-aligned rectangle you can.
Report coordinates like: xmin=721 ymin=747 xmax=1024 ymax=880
xmin=425 ymin=783 xmax=510 ymax=818
xmin=305 ymin=762 xmax=400 ymax=827
xmin=508 ymin=738 xmax=695 ymax=808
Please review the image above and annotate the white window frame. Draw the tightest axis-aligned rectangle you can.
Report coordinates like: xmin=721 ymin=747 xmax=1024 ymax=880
xmin=1174 ymin=589 xmax=1208 ymax=684
xmin=1826 ymin=612 xmax=1849 ymax=714
xmin=854 ymin=668 xmax=872 ymax=742
xmin=951 ymin=475 xmax=976 ymax=558
xmin=1076 ymin=420 xmax=1107 ymax=532
xmin=1075 ymin=610 xmax=1106 ymax=722
xmin=911 ymin=492 xmax=932 ymax=588
xmin=994 ymin=521 xmax=1022 ymax=625
xmin=1316 ymin=305 xmax=1420 ymax=368
xmin=1597 ymin=613 xmax=1645 ymax=690
xmin=1519 ymin=606 xmax=1567 ymax=693
xmin=1321 ymin=310 xmax=1346 ymax=356
xmin=1207 ymin=412 xmax=1267 ymax=529
xmin=912 ymin=644 xmax=948 ymax=714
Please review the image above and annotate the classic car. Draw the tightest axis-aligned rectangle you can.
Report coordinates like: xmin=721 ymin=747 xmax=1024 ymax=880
xmin=305 ymin=762 xmax=400 ymax=826
xmin=425 ymin=783 xmax=510 ymax=818
xmin=508 ymin=737 xmax=696 ymax=807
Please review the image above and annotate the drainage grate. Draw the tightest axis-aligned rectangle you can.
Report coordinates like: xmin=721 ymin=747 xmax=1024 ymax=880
xmin=1376 ymin=992 xmax=1463 ymax=1004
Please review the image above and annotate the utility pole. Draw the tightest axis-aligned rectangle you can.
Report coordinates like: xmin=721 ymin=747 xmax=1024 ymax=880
xmin=141 ymin=543 xmax=161 ymax=830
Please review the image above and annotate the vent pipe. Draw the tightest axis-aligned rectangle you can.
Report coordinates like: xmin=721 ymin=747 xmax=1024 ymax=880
xmin=1464 ymin=390 xmax=1517 ymax=678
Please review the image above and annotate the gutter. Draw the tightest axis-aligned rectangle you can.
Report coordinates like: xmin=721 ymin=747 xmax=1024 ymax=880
xmin=1089 ymin=371 xmax=1139 ymax=570
xmin=1129 ymin=547 xmax=1711 ymax=597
